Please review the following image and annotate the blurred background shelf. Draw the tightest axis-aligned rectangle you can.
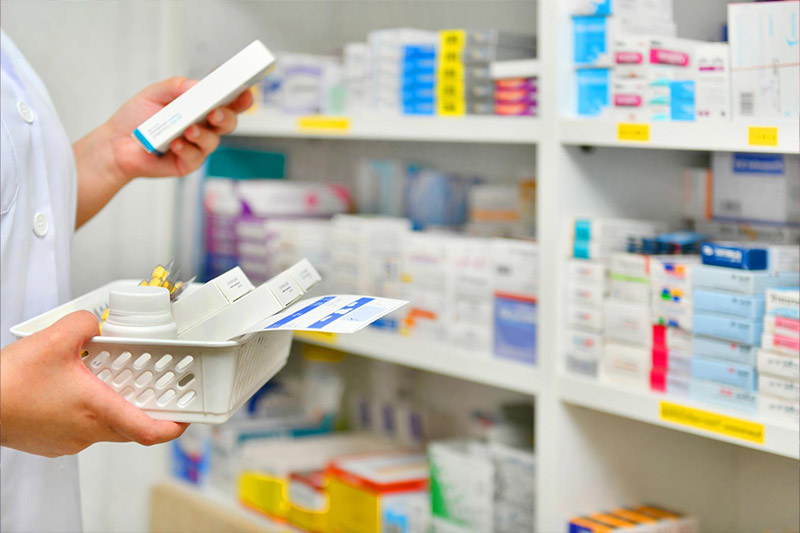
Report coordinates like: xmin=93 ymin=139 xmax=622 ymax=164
xmin=233 ymin=112 xmax=541 ymax=144
xmin=295 ymin=329 xmax=539 ymax=395
xmin=559 ymin=376 xmax=800 ymax=460
xmin=560 ymin=119 xmax=800 ymax=154
xmin=150 ymin=481 xmax=299 ymax=533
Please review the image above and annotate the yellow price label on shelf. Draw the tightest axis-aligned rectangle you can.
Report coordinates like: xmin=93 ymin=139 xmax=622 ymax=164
xmin=297 ymin=116 xmax=350 ymax=133
xmin=748 ymin=126 xmax=778 ymax=147
xmin=660 ymin=401 xmax=764 ymax=444
xmin=295 ymin=331 xmax=339 ymax=345
xmin=617 ymin=123 xmax=650 ymax=142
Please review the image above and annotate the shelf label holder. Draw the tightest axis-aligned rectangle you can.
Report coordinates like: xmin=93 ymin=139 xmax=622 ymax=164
xmin=297 ymin=116 xmax=350 ymax=133
xmin=748 ymin=126 xmax=778 ymax=147
xmin=660 ymin=401 xmax=765 ymax=444
xmin=617 ymin=123 xmax=650 ymax=142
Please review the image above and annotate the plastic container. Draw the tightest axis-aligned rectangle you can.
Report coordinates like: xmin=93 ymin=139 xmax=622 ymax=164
xmin=10 ymin=280 xmax=293 ymax=424
xmin=102 ymin=286 xmax=178 ymax=339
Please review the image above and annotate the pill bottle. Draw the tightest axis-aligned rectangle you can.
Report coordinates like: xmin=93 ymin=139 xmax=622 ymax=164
xmin=102 ymin=286 xmax=178 ymax=339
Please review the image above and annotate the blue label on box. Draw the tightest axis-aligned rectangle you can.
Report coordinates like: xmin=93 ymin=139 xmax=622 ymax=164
xmin=701 ymin=242 xmax=768 ymax=270
xmin=733 ymin=153 xmax=785 ymax=175
xmin=403 ymin=102 xmax=436 ymax=115
xmin=493 ymin=296 xmax=537 ymax=365
xmin=403 ymin=44 xmax=437 ymax=59
xmin=576 ymin=68 xmax=609 ymax=116
xmin=573 ymin=15 xmax=608 ymax=64
xmin=691 ymin=356 xmax=758 ymax=391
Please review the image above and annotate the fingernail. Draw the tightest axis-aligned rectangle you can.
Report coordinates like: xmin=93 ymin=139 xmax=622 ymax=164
xmin=212 ymin=109 xmax=224 ymax=123
xmin=181 ymin=79 xmax=194 ymax=90
xmin=187 ymin=126 xmax=198 ymax=139
xmin=174 ymin=140 xmax=183 ymax=151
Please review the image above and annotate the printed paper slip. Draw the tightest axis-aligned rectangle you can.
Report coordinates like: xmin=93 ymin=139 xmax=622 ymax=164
xmin=244 ymin=295 xmax=408 ymax=334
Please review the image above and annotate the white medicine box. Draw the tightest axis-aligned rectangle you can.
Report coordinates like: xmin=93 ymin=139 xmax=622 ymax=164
xmin=712 ymin=152 xmax=800 ymax=225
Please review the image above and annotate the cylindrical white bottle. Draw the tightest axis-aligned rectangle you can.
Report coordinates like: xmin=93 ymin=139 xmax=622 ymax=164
xmin=102 ymin=286 xmax=178 ymax=339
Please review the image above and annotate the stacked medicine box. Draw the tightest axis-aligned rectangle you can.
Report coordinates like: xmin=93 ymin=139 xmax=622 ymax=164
xmin=759 ymin=288 xmax=800 ymax=422
xmin=689 ymin=242 xmax=799 ymax=414
xmin=565 ymin=218 xmax=666 ymax=380
xmin=490 ymin=59 xmax=539 ymax=117
xmin=462 ymin=30 xmax=536 ymax=116
xmin=368 ymin=29 xmax=439 ymax=116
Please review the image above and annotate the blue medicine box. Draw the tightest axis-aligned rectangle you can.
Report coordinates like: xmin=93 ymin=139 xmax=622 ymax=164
xmin=693 ymin=335 xmax=758 ymax=365
xmin=576 ymin=68 xmax=610 ymax=117
xmin=701 ymin=242 xmax=769 ymax=270
xmin=573 ymin=15 xmax=608 ymax=65
xmin=690 ymin=379 xmax=757 ymax=414
xmin=691 ymin=356 xmax=757 ymax=391
xmin=493 ymin=295 xmax=537 ymax=365
xmin=693 ymin=312 xmax=763 ymax=345
xmin=693 ymin=289 xmax=765 ymax=320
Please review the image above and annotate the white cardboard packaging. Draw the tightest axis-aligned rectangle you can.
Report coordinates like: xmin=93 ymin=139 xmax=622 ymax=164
xmin=758 ymin=375 xmax=800 ymax=402
xmin=603 ymin=298 xmax=652 ymax=345
xmin=567 ymin=281 xmax=607 ymax=309
xmin=287 ymin=258 xmax=323 ymax=292
xmin=757 ymin=348 xmax=800 ymax=380
xmin=759 ymin=395 xmax=800 ymax=424
xmin=172 ymin=267 xmax=255 ymax=335
xmin=695 ymin=43 xmax=731 ymax=120
xmin=729 ymin=1 xmax=800 ymax=120
xmin=711 ymin=152 xmax=800 ymax=225
xmin=601 ymin=340 xmax=650 ymax=390
xmin=179 ymin=283 xmax=283 ymax=342
xmin=567 ymin=259 xmax=608 ymax=286
xmin=611 ymin=78 xmax=648 ymax=122
xmin=134 ymin=41 xmax=275 ymax=154
xmin=567 ymin=302 xmax=604 ymax=332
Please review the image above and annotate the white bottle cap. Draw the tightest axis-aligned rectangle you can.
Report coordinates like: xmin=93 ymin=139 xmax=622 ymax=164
xmin=108 ymin=286 xmax=171 ymax=315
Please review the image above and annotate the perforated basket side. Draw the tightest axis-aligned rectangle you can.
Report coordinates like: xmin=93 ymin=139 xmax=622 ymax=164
xmin=229 ymin=331 xmax=293 ymax=409
xmin=82 ymin=341 xmax=214 ymax=418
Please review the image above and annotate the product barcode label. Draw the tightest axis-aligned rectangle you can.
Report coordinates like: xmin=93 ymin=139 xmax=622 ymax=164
xmin=739 ymin=92 xmax=754 ymax=116
xmin=748 ymin=126 xmax=779 ymax=147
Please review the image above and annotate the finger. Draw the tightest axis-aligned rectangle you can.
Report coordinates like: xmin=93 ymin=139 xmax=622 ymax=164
xmin=207 ymin=108 xmax=237 ymax=135
xmin=183 ymin=124 xmax=220 ymax=155
xmin=142 ymin=76 xmax=198 ymax=105
xmin=45 ymin=311 xmax=100 ymax=357
xmin=226 ymin=89 xmax=254 ymax=114
xmin=91 ymin=381 xmax=188 ymax=445
xmin=171 ymin=138 xmax=205 ymax=176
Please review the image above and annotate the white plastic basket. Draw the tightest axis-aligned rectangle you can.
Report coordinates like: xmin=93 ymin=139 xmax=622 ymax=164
xmin=10 ymin=280 xmax=293 ymax=424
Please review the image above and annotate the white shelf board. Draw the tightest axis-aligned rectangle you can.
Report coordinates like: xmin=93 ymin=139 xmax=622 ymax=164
xmin=560 ymin=119 xmax=800 ymax=154
xmin=232 ymin=111 xmax=540 ymax=144
xmin=295 ymin=329 xmax=539 ymax=395
xmin=559 ymin=376 xmax=799 ymax=460
xmin=160 ymin=479 xmax=298 ymax=532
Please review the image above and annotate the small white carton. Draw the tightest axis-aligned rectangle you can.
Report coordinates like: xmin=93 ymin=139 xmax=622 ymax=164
xmin=172 ymin=267 xmax=254 ymax=335
xmin=134 ymin=41 xmax=276 ymax=154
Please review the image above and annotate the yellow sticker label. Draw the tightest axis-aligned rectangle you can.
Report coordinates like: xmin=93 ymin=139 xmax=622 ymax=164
xmin=297 ymin=116 xmax=350 ymax=133
xmin=617 ymin=123 xmax=650 ymax=142
xmin=295 ymin=331 xmax=339 ymax=345
xmin=440 ymin=30 xmax=465 ymax=50
xmin=748 ymin=126 xmax=778 ymax=147
xmin=660 ymin=401 xmax=764 ymax=444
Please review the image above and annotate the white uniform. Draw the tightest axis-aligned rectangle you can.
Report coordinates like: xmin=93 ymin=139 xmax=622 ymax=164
xmin=1 ymin=30 xmax=82 ymax=532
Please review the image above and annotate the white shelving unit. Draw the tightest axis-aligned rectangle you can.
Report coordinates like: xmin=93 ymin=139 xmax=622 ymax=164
xmin=233 ymin=112 xmax=540 ymax=144
xmin=560 ymin=376 xmax=800 ymax=460
xmin=165 ymin=1 xmax=800 ymax=532
xmin=560 ymin=119 xmax=800 ymax=154
xmin=295 ymin=330 xmax=539 ymax=396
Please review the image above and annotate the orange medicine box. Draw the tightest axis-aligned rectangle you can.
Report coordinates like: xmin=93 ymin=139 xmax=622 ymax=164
xmin=327 ymin=452 xmax=429 ymax=533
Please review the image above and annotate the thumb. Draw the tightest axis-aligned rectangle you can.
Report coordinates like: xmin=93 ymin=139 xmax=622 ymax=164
xmin=142 ymin=76 xmax=198 ymax=105
xmin=47 ymin=311 xmax=100 ymax=357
